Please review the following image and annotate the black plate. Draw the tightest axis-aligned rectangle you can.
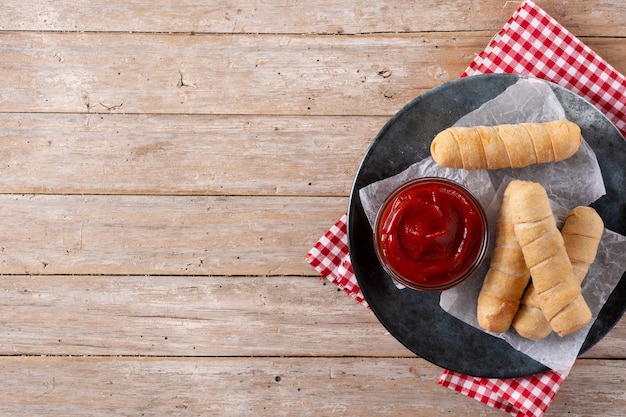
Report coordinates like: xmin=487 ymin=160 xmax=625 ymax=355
xmin=347 ymin=73 xmax=626 ymax=378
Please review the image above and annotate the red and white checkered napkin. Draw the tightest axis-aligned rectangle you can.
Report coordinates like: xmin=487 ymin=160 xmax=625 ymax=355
xmin=464 ymin=0 xmax=626 ymax=138
xmin=306 ymin=1 xmax=626 ymax=416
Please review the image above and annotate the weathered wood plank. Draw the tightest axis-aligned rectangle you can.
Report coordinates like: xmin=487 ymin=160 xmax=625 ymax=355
xmin=0 ymin=275 xmax=405 ymax=356
xmin=0 ymin=114 xmax=378 ymax=196
xmin=0 ymin=32 xmax=486 ymax=115
xmin=1 ymin=1 xmax=625 ymax=37
xmin=550 ymin=360 xmax=626 ymax=416
xmin=0 ymin=356 xmax=492 ymax=416
xmin=0 ymin=273 xmax=623 ymax=358
xmin=0 ymin=356 xmax=623 ymax=416
xmin=3 ymin=32 xmax=625 ymax=116
xmin=0 ymin=194 xmax=346 ymax=276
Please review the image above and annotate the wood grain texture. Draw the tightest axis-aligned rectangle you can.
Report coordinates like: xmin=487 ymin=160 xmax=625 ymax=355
xmin=1 ymin=1 xmax=625 ymax=37
xmin=0 ymin=356 xmax=624 ymax=417
xmin=0 ymin=113 xmax=378 ymax=196
xmin=0 ymin=195 xmax=346 ymax=275
xmin=2 ymin=32 xmax=625 ymax=116
xmin=0 ymin=31 xmax=486 ymax=115
xmin=0 ymin=275 xmax=405 ymax=356
xmin=0 ymin=356 xmax=496 ymax=416
xmin=0 ymin=273 xmax=623 ymax=357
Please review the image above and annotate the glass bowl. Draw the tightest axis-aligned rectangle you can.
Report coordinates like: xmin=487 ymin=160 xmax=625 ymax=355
xmin=373 ymin=177 xmax=489 ymax=291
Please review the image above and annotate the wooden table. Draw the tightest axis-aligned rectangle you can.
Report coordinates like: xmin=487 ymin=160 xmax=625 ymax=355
xmin=0 ymin=1 xmax=624 ymax=415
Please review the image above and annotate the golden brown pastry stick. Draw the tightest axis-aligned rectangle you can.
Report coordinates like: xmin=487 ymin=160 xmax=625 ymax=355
xmin=508 ymin=180 xmax=591 ymax=337
xmin=562 ymin=206 xmax=605 ymax=282
xmin=512 ymin=286 xmax=552 ymax=341
xmin=512 ymin=206 xmax=604 ymax=340
xmin=477 ymin=183 xmax=531 ymax=333
xmin=430 ymin=120 xmax=582 ymax=170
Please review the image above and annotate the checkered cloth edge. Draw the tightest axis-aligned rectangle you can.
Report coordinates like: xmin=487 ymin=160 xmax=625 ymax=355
xmin=305 ymin=1 xmax=625 ymax=416
xmin=438 ymin=369 xmax=564 ymax=417
xmin=463 ymin=0 xmax=626 ymax=139
xmin=305 ymin=214 xmax=367 ymax=307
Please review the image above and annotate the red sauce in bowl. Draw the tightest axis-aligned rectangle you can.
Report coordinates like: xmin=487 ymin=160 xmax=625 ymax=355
xmin=374 ymin=177 xmax=488 ymax=291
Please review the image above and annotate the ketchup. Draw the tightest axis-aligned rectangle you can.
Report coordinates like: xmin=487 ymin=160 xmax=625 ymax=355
xmin=375 ymin=178 xmax=487 ymax=290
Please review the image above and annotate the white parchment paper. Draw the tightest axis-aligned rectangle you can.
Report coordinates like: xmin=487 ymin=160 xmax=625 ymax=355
xmin=359 ymin=78 xmax=626 ymax=376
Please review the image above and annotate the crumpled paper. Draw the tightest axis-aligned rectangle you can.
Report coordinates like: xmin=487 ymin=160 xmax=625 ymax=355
xmin=440 ymin=176 xmax=626 ymax=376
xmin=359 ymin=78 xmax=626 ymax=376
